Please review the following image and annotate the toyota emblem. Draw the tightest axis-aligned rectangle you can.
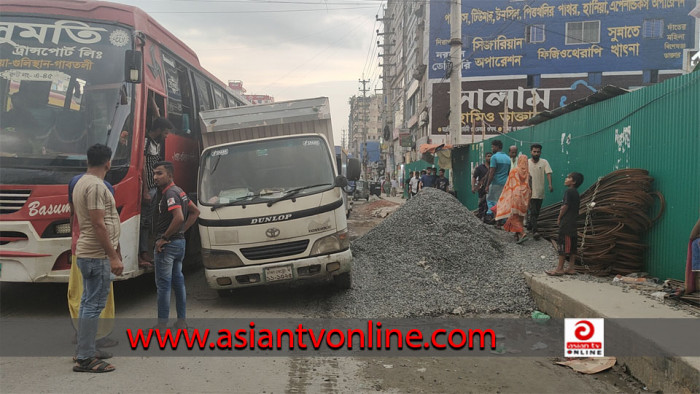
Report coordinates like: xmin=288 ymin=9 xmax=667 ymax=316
xmin=265 ymin=228 xmax=280 ymax=238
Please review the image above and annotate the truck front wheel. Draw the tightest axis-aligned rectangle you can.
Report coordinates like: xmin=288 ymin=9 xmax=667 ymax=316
xmin=217 ymin=289 xmax=233 ymax=297
xmin=333 ymin=272 xmax=351 ymax=289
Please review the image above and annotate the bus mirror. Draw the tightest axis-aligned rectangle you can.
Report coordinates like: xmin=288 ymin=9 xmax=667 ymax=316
xmin=347 ymin=158 xmax=361 ymax=181
xmin=335 ymin=175 xmax=348 ymax=188
xmin=125 ymin=50 xmax=143 ymax=83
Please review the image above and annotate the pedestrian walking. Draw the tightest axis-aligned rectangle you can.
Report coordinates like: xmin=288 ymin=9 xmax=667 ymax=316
xmin=484 ymin=140 xmax=511 ymax=223
xmin=152 ymin=161 xmax=200 ymax=329
xmin=405 ymin=171 xmax=413 ymax=199
xmin=546 ymin=172 xmax=584 ymax=276
xmin=686 ymin=210 xmax=700 ymax=293
xmin=72 ymin=144 xmax=122 ymax=373
xmin=419 ymin=167 xmax=436 ymax=190
xmin=435 ymin=168 xmax=449 ymax=192
xmin=527 ymin=144 xmax=553 ymax=239
xmin=409 ymin=171 xmax=420 ymax=198
xmin=508 ymin=145 xmax=518 ymax=168
xmin=495 ymin=154 xmax=531 ymax=243
xmin=472 ymin=152 xmax=492 ymax=220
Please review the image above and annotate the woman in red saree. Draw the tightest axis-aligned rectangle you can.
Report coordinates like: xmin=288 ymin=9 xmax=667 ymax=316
xmin=496 ymin=154 xmax=531 ymax=243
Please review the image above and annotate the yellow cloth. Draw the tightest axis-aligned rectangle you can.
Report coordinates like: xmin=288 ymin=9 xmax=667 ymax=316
xmin=68 ymin=255 xmax=115 ymax=338
xmin=437 ymin=150 xmax=452 ymax=169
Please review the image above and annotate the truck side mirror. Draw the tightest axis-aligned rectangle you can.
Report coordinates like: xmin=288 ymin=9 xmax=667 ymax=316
xmin=335 ymin=175 xmax=348 ymax=188
xmin=347 ymin=158 xmax=361 ymax=181
xmin=124 ymin=50 xmax=143 ymax=83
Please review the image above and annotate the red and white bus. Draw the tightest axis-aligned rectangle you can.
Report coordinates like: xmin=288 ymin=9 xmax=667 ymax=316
xmin=0 ymin=0 xmax=248 ymax=282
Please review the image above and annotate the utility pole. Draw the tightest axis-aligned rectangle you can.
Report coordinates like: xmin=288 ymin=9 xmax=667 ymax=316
xmin=449 ymin=0 xmax=462 ymax=146
xmin=359 ymin=78 xmax=370 ymax=179
xmin=377 ymin=9 xmax=395 ymax=180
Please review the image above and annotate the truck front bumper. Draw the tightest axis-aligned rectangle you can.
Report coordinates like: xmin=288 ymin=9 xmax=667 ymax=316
xmin=204 ymin=249 xmax=352 ymax=289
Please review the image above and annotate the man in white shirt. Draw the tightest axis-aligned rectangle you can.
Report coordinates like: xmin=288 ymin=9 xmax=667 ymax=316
xmin=409 ymin=172 xmax=420 ymax=198
xmin=528 ymin=143 xmax=553 ymax=239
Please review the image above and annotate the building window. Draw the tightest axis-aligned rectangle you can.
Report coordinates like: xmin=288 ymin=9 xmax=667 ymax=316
xmin=526 ymin=25 xmax=545 ymax=43
xmin=642 ymin=19 xmax=664 ymax=39
xmin=565 ymin=21 xmax=600 ymax=44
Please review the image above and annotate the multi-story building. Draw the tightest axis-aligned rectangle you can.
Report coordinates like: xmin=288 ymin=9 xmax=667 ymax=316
xmin=348 ymin=94 xmax=383 ymax=177
xmin=379 ymin=0 xmax=699 ymax=169
xmin=228 ymin=80 xmax=274 ymax=104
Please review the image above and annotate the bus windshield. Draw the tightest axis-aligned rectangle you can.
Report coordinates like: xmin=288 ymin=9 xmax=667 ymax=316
xmin=199 ymin=136 xmax=336 ymax=206
xmin=0 ymin=16 xmax=134 ymax=173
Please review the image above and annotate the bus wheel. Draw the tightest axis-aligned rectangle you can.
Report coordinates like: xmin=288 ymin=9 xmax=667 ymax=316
xmin=333 ymin=272 xmax=351 ymax=289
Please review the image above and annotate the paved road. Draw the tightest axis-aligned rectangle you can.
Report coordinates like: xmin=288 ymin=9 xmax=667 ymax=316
xmin=0 ymin=199 xmax=644 ymax=393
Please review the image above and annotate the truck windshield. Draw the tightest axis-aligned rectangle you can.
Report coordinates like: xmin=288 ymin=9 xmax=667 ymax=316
xmin=0 ymin=16 xmax=133 ymax=180
xmin=200 ymin=136 xmax=336 ymax=206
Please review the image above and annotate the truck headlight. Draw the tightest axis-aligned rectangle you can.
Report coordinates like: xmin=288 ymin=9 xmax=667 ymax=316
xmin=202 ymin=248 xmax=244 ymax=269
xmin=310 ymin=230 xmax=349 ymax=255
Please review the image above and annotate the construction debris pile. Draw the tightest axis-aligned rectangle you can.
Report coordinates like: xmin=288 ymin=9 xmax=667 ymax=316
xmin=327 ymin=188 xmax=556 ymax=318
xmin=536 ymin=169 xmax=662 ymax=276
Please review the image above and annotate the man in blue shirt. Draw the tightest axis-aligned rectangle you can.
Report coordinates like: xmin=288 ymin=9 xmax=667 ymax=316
xmin=484 ymin=140 xmax=511 ymax=222
xmin=419 ymin=167 xmax=436 ymax=189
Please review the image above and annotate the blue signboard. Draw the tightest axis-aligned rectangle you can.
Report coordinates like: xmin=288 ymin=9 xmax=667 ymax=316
xmin=429 ymin=0 xmax=697 ymax=79
xmin=358 ymin=141 xmax=381 ymax=163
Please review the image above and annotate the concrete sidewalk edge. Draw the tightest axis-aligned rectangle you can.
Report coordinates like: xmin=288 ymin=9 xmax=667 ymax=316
xmin=524 ymin=272 xmax=700 ymax=393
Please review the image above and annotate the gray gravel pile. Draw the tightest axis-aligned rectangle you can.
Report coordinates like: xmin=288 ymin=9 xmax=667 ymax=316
xmin=327 ymin=188 xmax=558 ymax=318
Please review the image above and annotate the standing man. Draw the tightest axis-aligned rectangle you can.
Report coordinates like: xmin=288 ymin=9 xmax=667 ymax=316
xmin=139 ymin=117 xmax=174 ymax=268
xmin=484 ymin=140 xmax=511 ymax=223
xmin=419 ymin=167 xmax=436 ymax=190
xmin=152 ymin=161 xmax=200 ymax=330
xmin=405 ymin=171 xmax=413 ymax=199
xmin=72 ymin=144 xmax=122 ymax=373
xmin=409 ymin=171 xmax=420 ymax=198
xmin=68 ymin=173 xmax=117 ymax=356
xmin=528 ymin=143 xmax=553 ymax=239
xmin=435 ymin=168 xmax=449 ymax=192
xmin=472 ymin=151 xmax=492 ymax=220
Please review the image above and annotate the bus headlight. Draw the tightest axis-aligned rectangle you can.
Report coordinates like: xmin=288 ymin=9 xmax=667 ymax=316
xmin=310 ymin=230 xmax=349 ymax=255
xmin=202 ymin=249 xmax=244 ymax=269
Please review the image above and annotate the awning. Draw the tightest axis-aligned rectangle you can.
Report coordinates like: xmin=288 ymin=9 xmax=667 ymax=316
xmin=419 ymin=143 xmax=453 ymax=154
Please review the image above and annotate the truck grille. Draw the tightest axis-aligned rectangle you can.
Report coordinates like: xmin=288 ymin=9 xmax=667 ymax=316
xmin=0 ymin=190 xmax=31 ymax=214
xmin=240 ymin=240 xmax=309 ymax=261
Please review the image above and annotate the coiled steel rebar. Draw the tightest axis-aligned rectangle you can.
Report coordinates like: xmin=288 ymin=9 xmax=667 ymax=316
xmin=537 ymin=169 xmax=664 ymax=276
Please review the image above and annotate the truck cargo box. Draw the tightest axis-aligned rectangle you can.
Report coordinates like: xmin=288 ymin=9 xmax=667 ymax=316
xmin=199 ymin=97 xmax=334 ymax=149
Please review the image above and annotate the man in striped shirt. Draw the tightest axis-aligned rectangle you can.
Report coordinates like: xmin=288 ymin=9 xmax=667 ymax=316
xmin=139 ymin=117 xmax=173 ymax=268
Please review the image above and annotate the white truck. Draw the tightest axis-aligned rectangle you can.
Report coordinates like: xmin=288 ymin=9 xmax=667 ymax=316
xmin=197 ymin=97 xmax=360 ymax=294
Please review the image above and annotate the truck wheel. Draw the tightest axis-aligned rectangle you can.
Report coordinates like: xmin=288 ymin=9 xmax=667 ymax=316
xmin=333 ymin=272 xmax=351 ymax=289
xmin=217 ymin=289 xmax=233 ymax=297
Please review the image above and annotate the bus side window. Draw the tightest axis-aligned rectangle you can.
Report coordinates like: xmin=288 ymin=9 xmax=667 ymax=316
xmin=193 ymin=74 xmax=213 ymax=111
xmin=212 ymin=88 xmax=227 ymax=109
xmin=162 ymin=51 xmax=196 ymax=137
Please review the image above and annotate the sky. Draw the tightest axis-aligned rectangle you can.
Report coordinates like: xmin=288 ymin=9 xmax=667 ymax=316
xmin=114 ymin=0 xmax=385 ymax=147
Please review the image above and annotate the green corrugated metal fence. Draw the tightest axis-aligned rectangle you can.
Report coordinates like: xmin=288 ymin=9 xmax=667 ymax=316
xmin=452 ymin=72 xmax=700 ymax=280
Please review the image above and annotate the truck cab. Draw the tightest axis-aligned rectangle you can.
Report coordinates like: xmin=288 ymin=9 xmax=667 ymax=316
xmin=197 ymin=98 xmax=360 ymax=293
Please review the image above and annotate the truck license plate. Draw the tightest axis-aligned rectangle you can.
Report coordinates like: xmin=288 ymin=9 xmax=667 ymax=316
xmin=265 ymin=265 xmax=293 ymax=282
